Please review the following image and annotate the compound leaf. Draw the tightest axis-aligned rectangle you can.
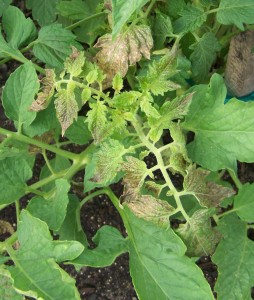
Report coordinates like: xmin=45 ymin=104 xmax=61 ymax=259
xmin=233 ymin=183 xmax=254 ymax=222
xmin=216 ymin=0 xmax=254 ymax=30
xmin=2 ymin=6 xmax=37 ymax=49
xmin=27 ymin=179 xmax=70 ymax=231
xmin=125 ymin=208 xmax=214 ymax=300
xmin=26 ymin=0 xmax=58 ymax=26
xmin=73 ymin=226 xmax=127 ymax=267
xmin=2 ymin=61 xmax=39 ymax=129
xmin=212 ymin=214 xmax=254 ymax=300
xmin=111 ymin=0 xmax=150 ymax=37
xmin=7 ymin=210 xmax=83 ymax=300
xmin=33 ymin=24 xmax=79 ymax=68
xmin=190 ymin=32 xmax=221 ymax=82
xmin=182 ymin=74 xmax=254 ymax=172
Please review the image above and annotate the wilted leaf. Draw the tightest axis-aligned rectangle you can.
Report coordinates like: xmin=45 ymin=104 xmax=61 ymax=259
xmin=30 ymin=69 xmax=55 ymax=112
xmin=55 ymin=87 xmax=79 ymax=135
xmin=95 ymin=25 xmax=153 ymax=82
xmin=0 ymin=268 xmax=24 ymax=300
xmin=184 ymin=165 xmax=235 ymax=207
xmin=176 ymin=209 xmax=221 ymax=256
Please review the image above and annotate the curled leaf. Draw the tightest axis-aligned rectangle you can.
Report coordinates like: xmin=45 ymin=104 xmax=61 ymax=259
xmin=95 ymin=25 xmax=153 ymax=82
xmin=30 ymin=69 xmax=56 ymax=112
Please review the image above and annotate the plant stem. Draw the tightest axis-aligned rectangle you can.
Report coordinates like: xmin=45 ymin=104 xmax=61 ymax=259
xmin=65 ymin=12 xmax=107 ymax=31
xmin=79 ymin=190 xmax=106 ymax=208
xmin=15 ymin=200 xmax=20 ymax=224
xmin=0 ymin=127 xmax=78 ymax=161
xmin=131 ymin=117 xmax=191 ymax=223
xmin=228 ymin=169 xmax=242 ymax=189
xmin=42 ymin=149 xmax=56 ymax=175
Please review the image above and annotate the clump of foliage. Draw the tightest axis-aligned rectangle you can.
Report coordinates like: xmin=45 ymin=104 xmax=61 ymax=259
xmin=1 ymin=0 xmax=254 ymax=299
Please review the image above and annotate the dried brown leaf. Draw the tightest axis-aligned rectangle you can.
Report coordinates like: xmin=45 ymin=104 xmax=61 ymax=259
xmin=95 ymin=25 xmax=153 ymax=82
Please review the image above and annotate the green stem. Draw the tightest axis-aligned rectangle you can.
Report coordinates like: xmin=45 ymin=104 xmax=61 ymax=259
xmin=15 ymin=201 xmax=20 ymax=224
xmin=25 ymin=187 xmax=47 ymax=197
xmin=65 ymin=12 xmax=107 ymax=31
xmin=228 ymin=169 xmax=242 ymax=189
xmin=42 ymin=149 xmax=56 ymax=175
xmin=131 ymin=117 xmax=190 ymax=223
xmin=0 ymin=127 xmax=78 ymax=161
xmin=80 ymin=189 xmax=106 ymax=208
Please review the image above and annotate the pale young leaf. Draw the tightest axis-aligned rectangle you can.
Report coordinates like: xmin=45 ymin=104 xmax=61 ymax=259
xmin=112 ymin=73 xmax=123 ymax=93
xmin=138 ymin=49 xmax=180 ymax=96
xmin=176 ymin=209 xmax=221 ymax=256
xmin=55 ymin=87 xmax=79 ymax=135
xmin=86 ymin=69 xmax=98 ymax=84
xmin=90 ymin=139 xmax=126 ymax=186
xmin=95 ymin=25 xmax=153 ymax=82
xmin=64 ymin=47 xmax=85 ymax=77
xmin=112 ymin=91 xmax=141 ymax=110
xmin=183 ymin=165 xmax=235 ymax=207
xmin=86 ymin=101 xmax=109 ymax=144
xmin=140 ymin=92 xmax=160 ymax=119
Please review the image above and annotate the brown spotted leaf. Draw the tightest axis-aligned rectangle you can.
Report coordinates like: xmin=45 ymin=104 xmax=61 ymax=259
xmin=64 ymin=46 xmax=85 ymax=77
xmin=55 ymin=87 xmax=78 ymax=135
xmin=176 ymin=209 xmax=221 ymax=256
xmin=30 ymin=69 xmax=55 ymax=112
xmin=127 ymin=195 xmax=174 ymax=226
xmin=95 ymin=25 xmax=153 ymax=82
xmin=184 ymin=165 xmax=235 ymax=207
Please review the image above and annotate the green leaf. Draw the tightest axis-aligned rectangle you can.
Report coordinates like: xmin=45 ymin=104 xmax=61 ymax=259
xmin=212 ymin=214 xmax=254 ymax=300
xmin=26 ymin=0 xmax=58 ymax=26
xmin=176 ymin=208 xmax=221 ymax=256
xmin=57 ymin=0 xmax=89 ymax=20
xmin=0 ymin=0 xmax=11 ymax=17
xmin=55 ymin=87 xmax=79 ymax=135
xmin=125 ymin=208 xmax=214 ymax=300
xmin=57 ymin=194 xmax=88 ymax=246
xmin=148 ymin=93 xmax=193 ymax=142
xmin=65 ymin=116 xmax=91 ymax=145
xmin=2 ymin=6 xmax=37 ymax=49
xmin=112 ymin=73 xmax=123 ymax=93
xmin=138 ymin=50 xmax=180 ymax=96
xmin=84 ymin=139 xmax=126 ymax=192
xmin=33 ymin=24 xmax=79 ymax=68
xmin=140 ymin=92 xmax=160 ymax=119
xmin=0 ymin=157 xmax=32 ymax=205
xmin=27 ymin=179 xmax=70 ymax=231
xmin=190 ymin=32 xmax=221 ymax=82
xmin=163 ymin=0 xmax=185 ymax=18
xmin=233 ymin=183 xmax=254 ymax=222
xmin=73 ymin=226 xmax=127 ymax=267
xmin=152 ymin=11 xmax=173 ymax=49
xmin=2 ymin=62 xmax=39 ymax=129
xmin=183 ymin=165 xmax=234 ymax=207
xmin=111 ymin=0 xmax=150 ymax=37
xmin=0 ymin=267 xmax=24 ymax=300
xmin=182 ymin=74 xmax=254 ymax=171
xmin=216 ymin=0 xmax=254 ymax=30
xmin=64 ymin=47 xmax=85 ymax=77
xmin=173 ymin=4 xmax=206 ymax=34
xmin=0 ymin=30 xmax=26 ymax=60
xmin=113 ymin=91 xmax=141 ymax=110
xmin=8 ymin=210 xmax=83 ymax=299
xmin=86 ymin=101 xmax=109 ymax=144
